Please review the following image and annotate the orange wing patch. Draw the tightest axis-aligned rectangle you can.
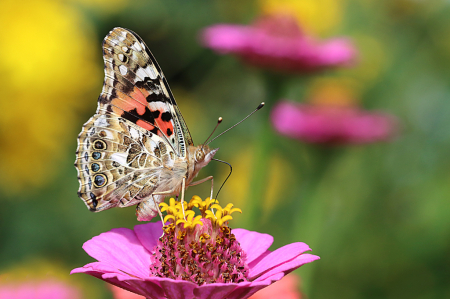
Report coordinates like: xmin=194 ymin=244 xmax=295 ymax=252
xmin=153 ymin=108 xmax=175 ymax=138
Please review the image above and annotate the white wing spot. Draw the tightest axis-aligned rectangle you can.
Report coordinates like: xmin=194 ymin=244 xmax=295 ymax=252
xmin=111 ymin=153 xmax=128 ymax=166
xmin=135 ymin=67 xmax=147 ymax=80
xmin=122 ymin=46 xmax=128 ymax=52
xmin=129 ymin=127 xmax=140 ymax=139
xmin=119 ymin=65 xmax=128 ymax=75
xmin=118 ymin=54 xmax=125 ymax=62
xmin=146 ymin=65 xmax=158 ymax=79
xmin=134 ymin=42 xmax=142 ymax=52
xmin=94 ymin=115 xmax=109 ymax=127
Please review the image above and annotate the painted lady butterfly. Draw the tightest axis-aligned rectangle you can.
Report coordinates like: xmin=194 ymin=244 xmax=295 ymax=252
xmin=75 ymin=27 xmax=218 ymax=221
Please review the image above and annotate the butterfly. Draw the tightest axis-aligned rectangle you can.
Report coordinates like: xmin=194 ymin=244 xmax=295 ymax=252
xmin=75 ymin=27 xmax=218 ymax=221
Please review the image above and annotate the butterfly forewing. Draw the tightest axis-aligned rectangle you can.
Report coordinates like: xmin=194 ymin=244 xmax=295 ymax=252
xmin=101 ymin=27 xmax=193 ymax=155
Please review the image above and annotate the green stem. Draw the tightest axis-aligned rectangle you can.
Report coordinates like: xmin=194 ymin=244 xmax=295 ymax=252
xmin=292 ymin=146 xmax=341 ymax=294
xmin=242 ymin=72 xmax=287 ymax=230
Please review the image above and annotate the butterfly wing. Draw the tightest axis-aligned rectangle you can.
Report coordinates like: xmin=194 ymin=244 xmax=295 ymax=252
xmin=75 ymin=27 xmax=190 ymax=213
xmin=101 ymin=27 xmax=193 ymax=155
xmin=75 ymin=114 xmax=169 ymax=211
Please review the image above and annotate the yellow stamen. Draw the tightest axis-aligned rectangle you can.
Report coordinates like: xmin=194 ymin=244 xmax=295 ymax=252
xmin=162 ymin=196 xmax=241 ymax=229
xmin=163 ymin=215 xmax=176 ymax=223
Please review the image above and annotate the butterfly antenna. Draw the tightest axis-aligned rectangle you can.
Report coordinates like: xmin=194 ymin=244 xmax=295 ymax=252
xmin=202 ymin=117 xmax=223 ymax=149
xmin=212 ymin=158 xmax=232 ymax=202
xmin=206 ymin=102 xmax=265 ymax=145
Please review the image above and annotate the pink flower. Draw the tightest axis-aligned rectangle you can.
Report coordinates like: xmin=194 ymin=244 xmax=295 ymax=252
xmin=271 ymin=101 xmax=398 ymax=144
xmin=0 ymin=280 xmax=81 ymax=299
xmin=200 ymin=15 xmax=357 ymax=72
xmin=248 ymin=273 xmax=302 ymax=299
xmin=71 ymin=221 xmax=318 ymax=299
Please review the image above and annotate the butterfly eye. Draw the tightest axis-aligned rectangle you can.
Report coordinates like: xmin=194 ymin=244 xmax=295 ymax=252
xmin=195 ymin=150 xmax=205 ymax=162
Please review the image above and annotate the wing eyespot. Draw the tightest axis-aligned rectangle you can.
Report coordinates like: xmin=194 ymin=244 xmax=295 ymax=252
xmin=91 ymin=163 xmax=101 ymax=172
xmin=93 ymin=140 xmax=107 ymax=150
xmin=93 ymin=174 xmax=108 ymax=188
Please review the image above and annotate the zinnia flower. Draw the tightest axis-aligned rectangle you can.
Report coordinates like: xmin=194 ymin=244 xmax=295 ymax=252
xmin=0 ymin=280 xmax=81 ymax=299
xmin=72 ymin=196 xmax=319 ymax=299
xmin=200 ymin=14 xmax=356 ymax=73
xmin=271 ymin=100 xmax=398 ymax=144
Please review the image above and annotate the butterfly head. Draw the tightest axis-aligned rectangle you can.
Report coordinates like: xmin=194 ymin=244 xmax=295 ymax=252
xmin=191 ymin=145 xmax=219 ymax=171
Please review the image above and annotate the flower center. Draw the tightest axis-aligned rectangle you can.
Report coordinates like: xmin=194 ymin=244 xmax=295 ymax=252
xmin=149 ymin=196 xmax=249 ymax=285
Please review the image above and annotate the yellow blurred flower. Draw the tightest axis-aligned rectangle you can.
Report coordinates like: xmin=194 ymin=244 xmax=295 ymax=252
xmin=341 ymin=34 xmax=389 ymax=88
xmin=221 ymin=146 xmax=295 ymax=221
xmin=0 ymin=0 xmax=100 ymax=193
xmin=258 ymin=0 xmax=346 ymax=35
xmin=307 ymin=77 xmax=361 ymax=107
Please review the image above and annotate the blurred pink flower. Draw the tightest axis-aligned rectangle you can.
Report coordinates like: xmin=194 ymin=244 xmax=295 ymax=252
xmin=71 ymin=222 xmax=319 ymax=299
xmin=0 ymin=280 xmax=81 ymax=299
xmin=248 ymin=273 xmax=302 ymax=299
xmin=200 ymin=15 xmax=357 ymax=72
xmin=271 ymin=101 xmax=398 ymax=144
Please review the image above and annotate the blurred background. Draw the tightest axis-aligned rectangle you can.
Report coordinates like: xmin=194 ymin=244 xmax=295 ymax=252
xmin=1 ymin=0 xmax=450 ymax=298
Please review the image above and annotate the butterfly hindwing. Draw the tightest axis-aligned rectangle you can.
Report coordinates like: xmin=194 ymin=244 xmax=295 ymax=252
xmin=75 ymin=112 xmax=177 ymax=211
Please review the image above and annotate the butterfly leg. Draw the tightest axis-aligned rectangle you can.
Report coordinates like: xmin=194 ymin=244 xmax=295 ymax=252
xmin=188 ymin=176 xmax=214 ymax=201
xmin=180 ymin=177 xmax=186 ymax=219
xmin=152 ymin=178 xmax=187 ymax=220
xmin=152 ymin=195 xmax=165 ymax=226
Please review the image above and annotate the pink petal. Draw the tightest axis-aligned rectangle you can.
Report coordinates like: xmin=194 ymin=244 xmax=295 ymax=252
xmin=254 ymin=254 xmax=320 ymax=282
xmin=232 ymin=229 xmax=274 ymax=264
xmin=271 ymin=101 xmax=397 ymax=144
xmin=193 ymin=283 xmax=237 ymax=299
xmin=126 ymin=279 xmax=166 ymax=299
xmin=71 ymin=262 xmax=136 ymax=282
xmin=158 ymin=278 xmax=197 ymax=299
xmin=226 ymin=281 xmax=271 ymax=299
xmin=248 ymin=242 xmax=312 ymax=279
xmin=71 ymin=263 xmax=139 ymax=294
xmin=201 ymin=25 xmax=249 ymax=53
xmin=200 ymin=16 xmax=357 ymax=72
xmin=82 ymin=228 xmax=151 ymax=278
xmin=317 ymin=38 xmax=357 ymax=66
xmin=134 ymin=222 xmax=163 ymax=252
xmin=254 ymin=272 xmax=285 ymax=283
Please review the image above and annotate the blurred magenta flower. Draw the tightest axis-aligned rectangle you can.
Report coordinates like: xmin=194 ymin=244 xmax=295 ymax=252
xmin=200 ymin=15 xmax=356 ymax=72
xmin=271 ymin=101 xmax=398 ymax=144
xmin=0 ymin=280 xmax=81 ymax=299
xmin=248 ymin=273 xmax=302 ymax=299
xmin=72 ymin=196 xmax=319 ymax=299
